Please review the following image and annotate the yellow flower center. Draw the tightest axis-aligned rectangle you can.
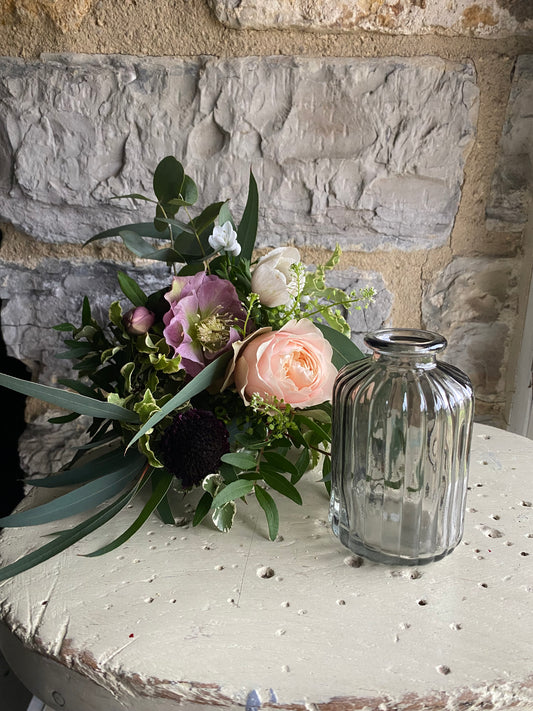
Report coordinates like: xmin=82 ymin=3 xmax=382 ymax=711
xmin=196 ymin=314 xmax=231 ymax=353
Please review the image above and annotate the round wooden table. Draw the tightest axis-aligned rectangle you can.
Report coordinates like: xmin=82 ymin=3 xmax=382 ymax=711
xmin=0 ymin=423 xmax=532 ymax=711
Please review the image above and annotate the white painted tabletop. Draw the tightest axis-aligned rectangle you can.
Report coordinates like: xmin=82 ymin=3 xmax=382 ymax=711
xmin=0 ymin=423 xmax=532 ymax=711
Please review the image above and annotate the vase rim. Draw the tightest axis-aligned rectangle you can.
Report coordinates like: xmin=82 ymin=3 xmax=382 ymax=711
xmin=364 ymin=328 xmax=447 ymax=354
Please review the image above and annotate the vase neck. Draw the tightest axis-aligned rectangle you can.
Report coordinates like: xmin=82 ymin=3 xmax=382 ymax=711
xmin=365 ymin=329 xmax=447 ymax=369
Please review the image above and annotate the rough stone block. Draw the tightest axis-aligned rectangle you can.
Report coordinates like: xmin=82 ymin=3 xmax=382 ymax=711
xmin=422 ymin=256 xmax=518 ymax=405
xmin=208 ymin=0 xmax=533 ymax=37
xmin=486 ymin=54 xmax=533 ymax=232
xmin=0 ymin=54 xmax=478 ymax=252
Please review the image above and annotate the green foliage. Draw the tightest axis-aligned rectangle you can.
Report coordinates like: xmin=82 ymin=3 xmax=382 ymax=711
xmin=0 ymin=155 xmax=378 ymax=582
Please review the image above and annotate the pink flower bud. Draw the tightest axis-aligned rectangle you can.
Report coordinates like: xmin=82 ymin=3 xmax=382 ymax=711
xmin=123 ymin=306 xmax=155 ymax=335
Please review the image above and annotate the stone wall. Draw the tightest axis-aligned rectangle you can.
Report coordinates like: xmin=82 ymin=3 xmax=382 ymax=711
xmin=0 ymin=0 xmax=532 ymax=433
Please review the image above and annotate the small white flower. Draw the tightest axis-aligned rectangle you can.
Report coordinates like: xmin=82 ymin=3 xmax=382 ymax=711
xmin=208 ymin=221 xmax=241 ymax=257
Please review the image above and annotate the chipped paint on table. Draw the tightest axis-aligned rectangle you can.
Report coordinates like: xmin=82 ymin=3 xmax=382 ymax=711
xmin=0 ymin=424 xmax=532 ymax=710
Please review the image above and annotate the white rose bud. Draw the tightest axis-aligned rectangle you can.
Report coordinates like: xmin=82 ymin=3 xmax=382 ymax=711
xmin=251 ymin=246 xmax=301 ymax=308
xmin=208 ymin=221 xmax=241 ymax=257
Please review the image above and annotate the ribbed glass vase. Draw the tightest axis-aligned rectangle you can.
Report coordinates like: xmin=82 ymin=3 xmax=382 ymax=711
xmin=330 ymin=329 xmax=474 ymax=566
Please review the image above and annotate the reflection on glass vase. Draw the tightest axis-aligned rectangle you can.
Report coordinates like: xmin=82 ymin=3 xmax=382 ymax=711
xmin=330 ymin=329 xmax=474 ymax=566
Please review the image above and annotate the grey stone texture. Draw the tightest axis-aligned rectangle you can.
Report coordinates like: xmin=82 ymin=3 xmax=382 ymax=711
xmin=326 ymin=269 xmax=393 ymax=353
xmin=208 ymin=0 xmax=533 ymax=37
xmin=0 ymin=258 xmax=170 ymax=384
xmin=422 ymin=256 xmax=519 ymax=411
xmin=0 ymin=54 xmax=478 ymax=252
xmin=19 ymin=413 xmax=92 ymax=477
xmin=486 ymin=55 xmax=533 ymax=233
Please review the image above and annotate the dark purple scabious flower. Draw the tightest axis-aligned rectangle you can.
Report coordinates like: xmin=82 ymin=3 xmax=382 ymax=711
xmin=157 ymin=409 xmax=230 ymax=489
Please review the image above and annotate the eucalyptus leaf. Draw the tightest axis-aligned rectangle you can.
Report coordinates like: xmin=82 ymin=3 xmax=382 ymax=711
xmin=84 ymin=222 xmax=170 ymax=246
xmin=154 ymin=217 xmax=195 ymax=235
xmin=0 ymin=373 xmax=139 ymax=423
xmin=153 ymin=156 xmax=184 ymax=204
xmin=118 ymin=230 xmax=161 ymax=259
xmin=110 ymin=193 xmax=156 ymax=203
xmin=181 ymin=174 xmax=199 ymax=205
xmin=27 ymin=447 xmax=135 ymax=489
xmin=0 ymin=456 xmax=145 ymax=527
xmin=0 ymin=488 xmax=134 ymax=582
xmin=84 ymin=469 xmax=173 ymax=557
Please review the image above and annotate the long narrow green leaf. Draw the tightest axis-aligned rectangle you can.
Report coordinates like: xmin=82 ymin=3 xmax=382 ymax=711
xmin=84 ymin=222 xmax=170 ymax=246
xmin=220 ymin=452 xmax=257 ymax=471
xmin=255 ymin=485 xmax=279 ymax=541
xmin=156 ymin=492 xmax=175 ymax=525
xmin=110 ymin=193 xmax=156 ymax=203
xmin=76 ymin=434 xmax=121 ymax=451
xmin=262 ymin=451 xmax=299 ymax=479
xmin=126 ymin=352 xmax=232 ymax=450
xmin=315 ymin=323 xmax=365 ymax=369
xmin=81 ymin=296 xmax=91 ymax=327
xmin=84 ymin=469 xmax=173 ymax=557
xmin=118 ymin=230 xmax=163 ymax=259
xmin=294 ymin=414 xmax=331 ymax=443
xmin=192 ymin=491 xmax=213 ymax=527
xmin=260 ymin=468 xmax=302 ymax=506
xmin=0 ymin=488 xmax=134 ymax=582
xmin=0 ymin=373 xmax=139 ymax=423
xmin=56 ymin=378 xmax=103 ymax=399
xmin=27 ymin=447 xmax=130 ymax=488
xmin=237 ymin=171 xmax=258 ymax=262
xmin=154 ymin=217 xmax=194 ymax=234
xmin=0 ymin=455 xmax=145 ymax=527
xmin=211 ymin=479 xmax=254 ymax=509
xmin=117 ymin=271 xmax=147 ymax=307
xmin=190 ymin=202 xmax=225 ymax=233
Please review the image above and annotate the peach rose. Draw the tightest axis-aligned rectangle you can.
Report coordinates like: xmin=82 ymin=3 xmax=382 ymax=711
xmin=233 ymin=319 xmax=337 ymax=408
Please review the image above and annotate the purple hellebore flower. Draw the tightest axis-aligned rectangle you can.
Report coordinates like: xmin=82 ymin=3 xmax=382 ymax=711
xmin=163 ymin=272 xmax=248 ymax=376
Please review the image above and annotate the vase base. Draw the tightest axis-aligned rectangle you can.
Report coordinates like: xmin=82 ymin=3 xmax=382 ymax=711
xmin=335 ymin=525 xmax=458 ymax=566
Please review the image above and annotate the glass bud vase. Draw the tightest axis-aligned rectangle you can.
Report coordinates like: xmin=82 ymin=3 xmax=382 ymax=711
xmin=330 ymin=329 xmax=474 ymax=566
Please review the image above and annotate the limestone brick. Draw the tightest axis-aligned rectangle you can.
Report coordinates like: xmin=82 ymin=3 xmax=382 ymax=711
xmin=207 ymin=0 xmax=533 ymax=37
xmin=486 ymin=54 xmax=533 ymax=233
xmin=422 ymin=256 xmax=519 ymax=409
xmin=0 ymin=54 xmax=478 ymax=253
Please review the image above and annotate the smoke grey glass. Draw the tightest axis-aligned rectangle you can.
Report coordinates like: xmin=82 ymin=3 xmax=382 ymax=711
xmin=330 ymin=329 xmax=474 ymax=566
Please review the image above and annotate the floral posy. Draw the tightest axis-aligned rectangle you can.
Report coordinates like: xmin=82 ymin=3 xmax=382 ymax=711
xmin=0 ymin=156 xmax=375 ymax=581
